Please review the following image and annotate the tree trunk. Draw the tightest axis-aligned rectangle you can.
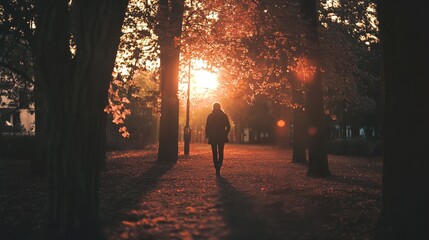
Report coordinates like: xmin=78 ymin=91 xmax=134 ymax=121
xmin=44 ymin=97 xmax=106 ymax=239
xmin=37 ymin=1 xmax=128 ymax=239
xmin=290 ymin=74 xmax=307 ymax=164
xmin=301 ymin=0 xmax=330 ymax=177
xmin=306 ymin=61 xmax=330 ymax=176
xmin=31 ymin=81 xmax=47 ymax=177
xmin=32 ymin=35 xmax=49 ymax=178
xmin=156 ymin=0 xmax=185 ymax=162
xmin=158 ymin=51 xmax=180 ymax=161
xmin=376 ymin=2 xmax=429 ymax=239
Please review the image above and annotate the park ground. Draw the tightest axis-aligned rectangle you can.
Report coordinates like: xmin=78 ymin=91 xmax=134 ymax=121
xmin=0 ymin=143 xmax=382 ymax=240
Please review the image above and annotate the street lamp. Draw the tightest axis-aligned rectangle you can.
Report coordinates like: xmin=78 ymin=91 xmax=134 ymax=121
xmin=184 ymin=61 xmax=191 ymax=155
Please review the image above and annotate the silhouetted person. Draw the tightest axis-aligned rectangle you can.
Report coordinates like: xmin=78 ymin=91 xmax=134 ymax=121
xmin=205 ymin=103 xmax=230 ymax=176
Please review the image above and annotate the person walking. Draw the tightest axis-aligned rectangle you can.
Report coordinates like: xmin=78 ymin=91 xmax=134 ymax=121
xmin=205 ymin=103 xmax=230 ymax=176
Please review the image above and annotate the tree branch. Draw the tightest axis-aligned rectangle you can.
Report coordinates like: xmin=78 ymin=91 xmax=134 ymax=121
xmin=0 ymin=62 xmax=35 ymax=85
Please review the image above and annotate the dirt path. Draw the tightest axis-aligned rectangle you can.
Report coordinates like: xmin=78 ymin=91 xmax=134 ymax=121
xmin=100 ymin=144 xmax=382 ymax=240
xmin=0 ymin=143 xmax=382 ymax=239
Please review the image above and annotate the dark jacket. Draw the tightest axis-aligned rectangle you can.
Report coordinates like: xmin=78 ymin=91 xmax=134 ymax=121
xmin=205 ymin=109 xmax=230 ymax=144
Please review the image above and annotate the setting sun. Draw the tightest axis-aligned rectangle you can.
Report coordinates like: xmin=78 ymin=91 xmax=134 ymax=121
xmin=180 ymin=59 xmax=220 ymax=99
xmin=192 ymin=69 xmax=219 ymax=94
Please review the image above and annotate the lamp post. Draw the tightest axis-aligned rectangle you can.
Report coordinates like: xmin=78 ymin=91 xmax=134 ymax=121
xmin=184 ymin=61 xmax=191 ymax=155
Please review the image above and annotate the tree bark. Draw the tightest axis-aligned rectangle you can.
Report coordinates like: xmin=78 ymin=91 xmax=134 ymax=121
xmin=301 ymin=0 xmax=330 ymax=177
xmin=156 ymin=0 xmax=185 ymax=162
xmin=36 ymin=0 xmax=128 ymax=239
xmin=376 ymin=1 xmax=429 ymax=239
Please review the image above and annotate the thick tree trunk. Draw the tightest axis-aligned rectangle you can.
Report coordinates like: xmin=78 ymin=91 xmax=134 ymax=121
xmin=306 ymin=60 xmax=330 ymax=176
xmin=45 ymin=98 xmax=106 ymax=239
xmin=376 ymin=2 xmax=429 ymax=239
xmin=156 ymin=0 xmax=184 ymax=162
xmin=301 ymin=0 xmax=330 ymax=177
xmin=158 ymin=51 xmax=180 ymax=161
xmin=37 ymin=1 xmax=128 ymax=239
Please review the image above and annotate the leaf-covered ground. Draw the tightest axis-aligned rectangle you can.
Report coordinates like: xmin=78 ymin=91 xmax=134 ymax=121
xmin=0 ymin=144 xmax=382 ymax=239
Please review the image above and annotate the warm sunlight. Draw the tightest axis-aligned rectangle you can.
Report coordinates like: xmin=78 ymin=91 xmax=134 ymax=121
xmin=180 ymin=59 xmax=220 ymax=100
xmin=192 ymin=69 xmax=219 ymax=95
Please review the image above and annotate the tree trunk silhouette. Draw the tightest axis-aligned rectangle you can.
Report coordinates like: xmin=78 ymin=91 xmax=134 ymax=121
xmin=301 ymin=0 xmax=330 ymax=177
xmin=156 ymin=0 xmax=185 ymax=162
xmin=37 ymin=1 xmax=127 ymax=239
xmin=31 ymin=80 xmax=47 ymax=177
xmin=31 ymin=49 xmax=52 ymax=179
xmin=32 ymin=42 xmax=49 ymax=178
xmin=290 ymin=74 xmax=307 ymax=164
xmin=376 ymin=2 xmax=429 ymax=239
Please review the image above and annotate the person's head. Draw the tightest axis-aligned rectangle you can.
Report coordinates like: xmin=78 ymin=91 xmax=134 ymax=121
xmin=212 ymin=102 xmax=221 ymax=111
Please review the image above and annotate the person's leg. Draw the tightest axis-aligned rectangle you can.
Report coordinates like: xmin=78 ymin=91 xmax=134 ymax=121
xmin=211 ymin=144 xmax=218 ymax=168
xmin=218 ymin=143 xmax=225 ymax=169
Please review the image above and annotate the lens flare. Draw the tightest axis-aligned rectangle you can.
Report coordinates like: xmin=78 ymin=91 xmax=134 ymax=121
xmin=277 ymin=120 xmax=286 ymax=128
xmin=193 ymin=69 xmax=219 ymax=94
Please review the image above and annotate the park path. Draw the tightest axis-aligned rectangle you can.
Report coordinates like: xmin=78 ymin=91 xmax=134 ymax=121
xmin=100 ymin=144 xmax=382 ymax=240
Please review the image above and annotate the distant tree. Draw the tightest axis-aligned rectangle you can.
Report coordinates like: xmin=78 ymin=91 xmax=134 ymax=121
xmin=246 ymin=96 xmax=275 ymax=144
xmin=320 ymin=0 xmax=379 ymax=47
xmin=155 ymin=0 xmax=185 ymax=162
xmin=0 ymin=0 xmax=35 ymax=107
xmin=258 ymin=0 xmax=308 ymax=163
xmin=376 ymin=1 xmax=429 ymax=239
xmin=0 ymin=28 xmax=33 ymax=111
xmin=300 ymin=0 xmax=330 ymax=177
xmin=0 ymin=0 xmax=49 ymax=176
xmin=319 ymin=0 xmax=381 ymax=139
xmin=290 ymin=72 xmax=308 ymax=163
xmin=106 ymin=0 xmax=159 ymax=139
xmin=106 ymin=70 xmax=159 ymax=149
xmin=36 ymin=0 xmax=128 ymax=238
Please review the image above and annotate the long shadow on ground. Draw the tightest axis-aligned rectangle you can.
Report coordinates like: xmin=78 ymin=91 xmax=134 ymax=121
xmin=216 ymin=176 xmax=276 ymax=240
xmin=100 ymin=153 xmax=175 ymax=233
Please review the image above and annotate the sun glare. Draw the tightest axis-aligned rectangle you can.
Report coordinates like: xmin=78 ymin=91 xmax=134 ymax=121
xmin=180 ymin=59 xmax=220 ymax=99
xmin=192 ymin=69 xmax=219 ymax=94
